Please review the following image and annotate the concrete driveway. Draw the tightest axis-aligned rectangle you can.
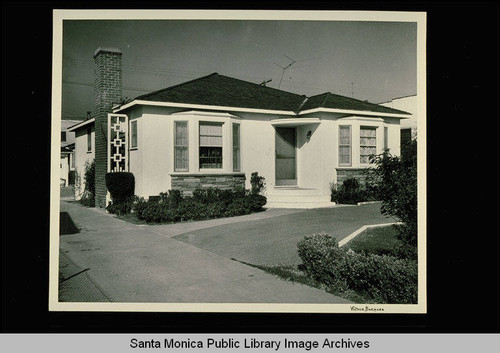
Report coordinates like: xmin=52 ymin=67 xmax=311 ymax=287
xmin=172 ymin=203 xmax=393 ymax=266
xmin=58 ymin=201 xmax=351 ymax=304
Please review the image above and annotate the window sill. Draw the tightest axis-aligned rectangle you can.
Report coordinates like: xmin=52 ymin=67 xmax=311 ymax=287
xmin=129 ymin=147 xmax=138 ymax=151
xmin=86 ymin=150 xmax=92 ymax=154
xmin=170 ymin=172 xmax=245 ymax=177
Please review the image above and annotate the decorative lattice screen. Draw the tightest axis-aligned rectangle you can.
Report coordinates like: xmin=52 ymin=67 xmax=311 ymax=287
xmin=108 ymin=114 xmax=129 ymax=172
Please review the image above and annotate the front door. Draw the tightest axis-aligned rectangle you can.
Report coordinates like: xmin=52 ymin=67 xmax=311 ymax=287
xmin=275 ymin=127 xmax=297 ymax=186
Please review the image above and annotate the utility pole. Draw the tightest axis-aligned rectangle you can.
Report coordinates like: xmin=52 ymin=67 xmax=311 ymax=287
xmin=351 ymin=82 xmax=354 ymax=98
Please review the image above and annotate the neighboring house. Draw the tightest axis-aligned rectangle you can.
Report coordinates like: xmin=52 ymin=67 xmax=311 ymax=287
xmin=68 ymin=118 xmax=95 ymax=199
xmin=60 ymin=118 xmax=84 ymax=187
xmin=380 ymin=94 xmax=417 ymax=147
xmin=69 ymin=47 xmax=410 ymax=208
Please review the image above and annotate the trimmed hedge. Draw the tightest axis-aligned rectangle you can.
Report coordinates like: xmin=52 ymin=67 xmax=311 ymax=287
xmin=105 ymin=172 xmax=135 ymax=215
xmin=297 ymin=233 xmax=417 ymax=304
xmin=105 ymin=172 xmax=135 ymax=203
xmin=133 ymin=188 xmax=267 ymax=223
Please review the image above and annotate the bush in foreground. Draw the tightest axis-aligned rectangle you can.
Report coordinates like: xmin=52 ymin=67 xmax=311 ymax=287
xmin=297 ymin=233 xmax=417 ymax=304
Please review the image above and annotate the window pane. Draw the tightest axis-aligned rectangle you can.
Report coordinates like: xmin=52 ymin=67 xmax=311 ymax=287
xmin=233 ymin=124 xmax=240 ymax=171
xmin=175 ymin=122 xmax=188 ymax=146
xmin=339 ymin=146 xmax=351 ymax=165
xmin=87 ymin=127 xmax=91 ymax=151
xmin=384 ymin=126 xmax=388 ymax=150
xmin=199 ymin=123 xmax=222 ymax=146
xmin=175 ymin=122 xmax=188 ymax=171
xmin=339 ymin=126 xmax=351 ymax=144
xmin=175 ymin=147 xmax=188 ymax=170
xmin=199 ymin=135 xmax=222 ymax=146
xmin=339 ymin=126 xmax=351 ymax=165
xmin=360 ymin=127 xmax=376 ymax=137
xmin=360 ymin=137 xmax=376 ymax=146
xmin=131 ymin=121 xmax=137 ymax=148
xmin=199 ymin=122 xmax=223 ymax=169
xmin=200 ymin=147 xmax=222 ymax=169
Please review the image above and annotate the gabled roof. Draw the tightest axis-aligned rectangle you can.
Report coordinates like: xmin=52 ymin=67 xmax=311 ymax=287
xmin=120 ymin=72 xmax=410 ymax=117
xmin=135 ymin=73 xmax=307 ymax=112
xmin=300 ymin=92 xmax=411 ymax=115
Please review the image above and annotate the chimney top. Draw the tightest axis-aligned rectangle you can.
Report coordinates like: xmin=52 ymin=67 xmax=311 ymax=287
xmin=93 ymin=47 xmax=122 ymax=58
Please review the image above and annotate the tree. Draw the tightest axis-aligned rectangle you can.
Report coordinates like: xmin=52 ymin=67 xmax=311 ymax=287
xmin=366 ymin=140 xmax=417 ymax=258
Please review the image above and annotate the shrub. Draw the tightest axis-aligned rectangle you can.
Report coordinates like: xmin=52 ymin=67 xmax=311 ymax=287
xmin=331 ymin=177 xmax=374 ymax=205
xmin=84 ymin=160 xmax=95 ymax=197
xmin=192 ymin=188 xmax=234 ymax=205
xmin=247 ymin=194 xmax=267 ymax=212
xmin=365 ymin=139 xmax=417 ymax=256
xmin=133 ymin=197 xmax=148 ymax=219
xmin=297 ymin=233 xmax=417 ymax=304
xmin=297 ymin=233 xmax=348 ymax=289
xmin=79 ymin=192 xmax=95 ymax=208
xmin=105 ymin=172 xmax=135 ymax=204
xmin=105 ymin=172 xmax=135 ymax=215
xmin=250 ymin=172 xmax=266 ymax=195
xmin=106 ymin=200 xmax=134 ymax=216
xmin=77 ymin=160 xmax=95 ymax=207
xmin=133 ymin=187 xmax=267 ymax=224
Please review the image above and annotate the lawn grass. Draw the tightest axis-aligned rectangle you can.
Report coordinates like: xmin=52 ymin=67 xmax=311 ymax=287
xmin=345 ymin=224 xmax=401 ymax=256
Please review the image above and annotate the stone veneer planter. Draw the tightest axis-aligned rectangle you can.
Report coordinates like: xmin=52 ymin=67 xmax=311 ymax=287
xmin=336 ymin=168 xmax=370 ymax=185
xmin=171 ymin=173 xmax=246 ymax=195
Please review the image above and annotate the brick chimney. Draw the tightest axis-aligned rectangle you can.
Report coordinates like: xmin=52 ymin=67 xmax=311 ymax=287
xmin=93 ymin=47 xmax=122 ymax=207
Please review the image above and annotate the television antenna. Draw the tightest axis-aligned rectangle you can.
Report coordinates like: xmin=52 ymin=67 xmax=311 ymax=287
xmin=274 ymin=55 xmax=321 ymax=89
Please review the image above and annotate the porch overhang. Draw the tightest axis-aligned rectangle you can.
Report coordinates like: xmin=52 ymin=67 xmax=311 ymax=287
xmin=270 ymin=118 xmax=321 ymax=127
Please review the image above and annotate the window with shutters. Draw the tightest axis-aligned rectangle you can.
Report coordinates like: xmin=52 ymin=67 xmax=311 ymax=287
xmin=174 ymin=121 xmax=189 ymax=171
xmin=199 ymin=122 xmax=223 ymax=169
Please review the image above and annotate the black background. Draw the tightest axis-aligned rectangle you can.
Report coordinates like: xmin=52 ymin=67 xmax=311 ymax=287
xmin=2 ymin=2 xmax=499 ymax=333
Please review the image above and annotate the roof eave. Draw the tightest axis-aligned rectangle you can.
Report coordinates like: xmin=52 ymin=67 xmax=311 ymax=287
xmin=298 ymin=107 xmax=411 ymax=119
xmin=67 ymin=118 xmax=95 ymax=131
xmin=113 ymin=100 xmax=298 ymax=116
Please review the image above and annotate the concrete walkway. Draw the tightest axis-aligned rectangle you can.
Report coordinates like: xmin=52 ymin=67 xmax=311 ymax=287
xmin=59 ymin=201 xmax=350 ymax=304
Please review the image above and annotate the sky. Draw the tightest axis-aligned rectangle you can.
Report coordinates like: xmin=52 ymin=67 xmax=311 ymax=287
xmin=61 ymin=18 xmax=417 ymax=119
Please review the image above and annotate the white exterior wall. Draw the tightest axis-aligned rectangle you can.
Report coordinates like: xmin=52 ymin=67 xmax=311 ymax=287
xmin=237 ymin=114 xmax=276 ymax=190
xmin=60 ymin=154 xmax=70 ymax=186
xmin=381 ymin=95 xmax=417 ymax=137
xmin=122 ymin=106 xmax=402 ymax=202
xmin=73 ymin=125 xmax=95 ymax=199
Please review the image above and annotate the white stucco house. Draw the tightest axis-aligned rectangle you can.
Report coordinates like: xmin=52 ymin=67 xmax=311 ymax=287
xmin=60 ymin=118 xmax=83 ymax=187
xmin=68 ymin=48 xmax=411 ymax=208
xmin=380 ymin=94 xmax=417 ymax=146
